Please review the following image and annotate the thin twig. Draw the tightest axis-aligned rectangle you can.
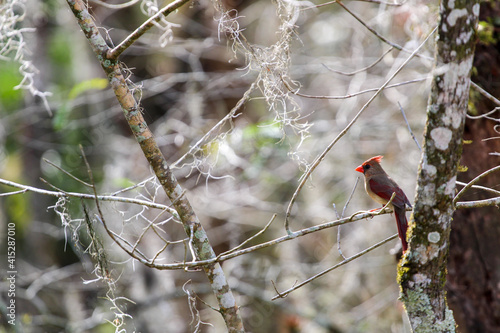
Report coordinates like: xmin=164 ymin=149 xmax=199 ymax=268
xmin=171 ymin=81 xmax=257 ymax=169
xmin=398 ymin=102 xmax=422 ymax=151
xmin=322 ymin=47 xmax=394 ymax=76
xmin=483 ymin=136 xmax=500 ymax=142
xmin=39 ymin=178 xmax=70 ymax=195
xmin=90 ymin=0 xmax=140 ymax=9
xmin=110 ymin=176 xmax=155 ymax=196
xmin=337 ymin=177 xmax=360 ymax=259
xmin=455 ymin=196 xmax=500 ymax=209
xmin=302 ymin=0 xmax=404 ymax=11
xmin=284 ymin=27 xmax=436 ymax=234
xmin=80 ymin=145 xmax=148 ymax=265
xmin=107 ymin=0 xmax=191 ymax=59
xmin=466 ymin=107 xmax=500 ymax=120
xmin=342 ymin=177 xmax=361 ymax=218
xmin=284 ymin=78 xmax=427 ymax=100
xmin=470 ymin=81 xmax=500 ymax=107
xmin=217 ymin=214 xmax=277 ymax=259
xmin=454 ymin=165 xmax=500 ymax=204
xmin=43 ymin=158 xmax=93 ymax=187
xmin=0 ymin=189 xmax=27 ymax=197
xmin=455 ymin=181 xmax=500 ymax=196
xmin=336 ymin=1 xmax=432 ymax=60
xmin=271 ymin=234 xmax=398 ymax=300
xmin=94 ymin=214 xmax=150 ymax=261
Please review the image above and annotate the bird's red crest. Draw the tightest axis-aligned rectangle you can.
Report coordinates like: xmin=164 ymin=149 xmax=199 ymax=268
xmin=355 ymin=155 xmax=384 ymax=173
xmin=365 ymin=155 xmax=383 ymax=164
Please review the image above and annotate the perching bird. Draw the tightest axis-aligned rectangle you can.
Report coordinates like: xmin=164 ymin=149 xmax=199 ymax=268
xmin=355 ymin=156 xmax=412 ymax=252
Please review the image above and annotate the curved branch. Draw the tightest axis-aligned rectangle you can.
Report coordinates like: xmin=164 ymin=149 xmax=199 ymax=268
xmin=470 ymin=81 xmax=500 ymax=107
xmin=107 ymin=0 xmax=191 ymax=59
xmin=455 ymin=196 xmax=500 ymax=209
xmin=322 ymin=47 xmax=394 ymax=76
xmin=90 ymin=0 xmax=140 ymax=9
xmin=283 ymin=77 xmax=427 ymax=100
xmin=454 ymin=165 xmax=500 ymax=203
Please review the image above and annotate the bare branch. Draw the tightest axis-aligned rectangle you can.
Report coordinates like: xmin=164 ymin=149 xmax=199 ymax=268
xmin=0 ymin=177 xmax=179 ymax=216
xmin=0 ymin=188 xmax=27 ymax=197
xmin=302 ymin=0 xmax=405 ymax=11
xmin=217 ymin=214 xmax=277 ymax=259
xmin=399 ymin=102 xmax=422 ymax=151
xmin=148 ymin=203 xmax=408 ymax=270
xmin=322 ymin=47 xmax=394 ymax=76
xmin=89 ymin=0 xmax=140 ymax=9
xmin=454 ymin=165 xmax=500 ymax=204
xmin=271 ymin=234 xmax=398 ymax=300
xmin=470 ymin=81 xmax=500 ymax=107
xmin=284 ymin=77 xmax=427 ymax=100
xmin=456 ymin=181 xmax=500 ymax=196
xmin=43 ymin=158 xmax=93 ymax=188
xmin=456 ymin=196 xmax=500 ymax=209
xmin=336 ymin=1 xmax=432 ymax=60
xmin=337 ymin=177 xmax=361 ymax=258
xmin=172 ymin=81 xmax=258 ymax=169
xmin=107 ymin=0 xmax=191 ymax=59
xmin=467 ymin=107 xmax=500 ymax=121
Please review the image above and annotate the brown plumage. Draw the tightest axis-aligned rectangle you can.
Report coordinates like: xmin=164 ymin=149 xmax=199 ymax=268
xmin=355 ymin=156 xmax=412 ymax=252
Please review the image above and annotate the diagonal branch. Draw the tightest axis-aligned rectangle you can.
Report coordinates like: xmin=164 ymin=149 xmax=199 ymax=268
xmin=283 ymin=77 xmax=428 ymax=100
xmin=336 ymin=1 xmax=432 ymax=60
xmin=454 ymin=165 xmax=500 ymax=203
xmin=107 ymin=0 xmax=191 ymax=60
xmin=271 ymin=234 xmax=398 ymax=300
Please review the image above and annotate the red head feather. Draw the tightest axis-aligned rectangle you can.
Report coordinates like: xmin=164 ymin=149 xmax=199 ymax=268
xmin=355 ymin=155 xmax=384 ymax=173
xmin=366 ymin=155 xmax=383 ymax=164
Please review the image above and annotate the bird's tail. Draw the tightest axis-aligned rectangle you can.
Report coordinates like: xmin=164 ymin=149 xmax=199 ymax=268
xmin=394 ymin=206 xmax=408 ymax=252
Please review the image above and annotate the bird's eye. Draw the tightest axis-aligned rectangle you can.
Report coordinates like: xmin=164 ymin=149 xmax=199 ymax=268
xmin=364 ymin=164 xmax=371 ymax=170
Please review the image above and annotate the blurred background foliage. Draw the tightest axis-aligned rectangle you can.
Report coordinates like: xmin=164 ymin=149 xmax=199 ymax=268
xmin=0 ymin=0 xmax=452 ymax=332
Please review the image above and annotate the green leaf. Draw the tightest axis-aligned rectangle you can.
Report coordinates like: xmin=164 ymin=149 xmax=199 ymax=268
xmin=0 ymin=63 xmax=23 ymax=111
xmin=53 ymin=78 xmax=108 ymax=131
xmin=68 ymin=78 xmax=108 ymax=100
xmin=53 ymin=104 xmax=71 ymax=131
xmin=112 ymin=177 xmax=136 ymax=189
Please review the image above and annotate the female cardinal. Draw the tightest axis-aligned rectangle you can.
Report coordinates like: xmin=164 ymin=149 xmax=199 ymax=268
xmin=355 ymin=156 xmax=412 ymax=252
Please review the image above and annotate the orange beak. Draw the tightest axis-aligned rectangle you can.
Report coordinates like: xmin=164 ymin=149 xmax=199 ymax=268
xmin=355 ymin=165 xmax=364 ymax=173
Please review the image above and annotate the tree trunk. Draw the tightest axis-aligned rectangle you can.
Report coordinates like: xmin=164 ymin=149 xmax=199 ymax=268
xmin=398 ymin=1 xmax=480 ymax=332
xmin=447 ymin=3 xmax=500 ymax=332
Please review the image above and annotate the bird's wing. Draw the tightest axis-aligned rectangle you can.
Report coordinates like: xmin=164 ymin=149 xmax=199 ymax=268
xmin=368 ymin=178 xmax=410 ymax=209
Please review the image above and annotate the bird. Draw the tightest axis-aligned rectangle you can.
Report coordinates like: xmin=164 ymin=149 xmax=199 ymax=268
xmin=355 ymin=155 xmax=412 ymax=252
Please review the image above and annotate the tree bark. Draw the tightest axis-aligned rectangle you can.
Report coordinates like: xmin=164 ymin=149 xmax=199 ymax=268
xmin=398 ymin=1 xmax=480 ymax=332
xmin=447 ymin=3 xmax=500 ymax=332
